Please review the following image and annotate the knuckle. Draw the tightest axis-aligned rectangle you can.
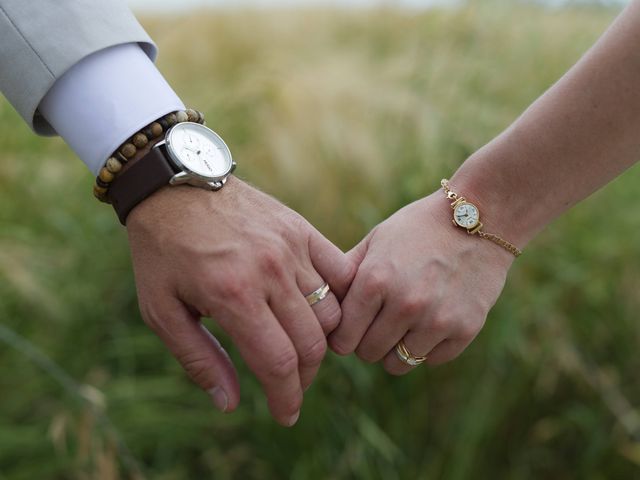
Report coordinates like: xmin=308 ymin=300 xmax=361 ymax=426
xmin=139 ymin=305 xmax=157 ymax=328
xmin=259 ymin=249 xmax=287 ymax=278
xmin=361 ymin=268 xmax=389 ymax=297
xmin=313 ymin=297 xmax=342 ymax=333
xmin=180 ymin=353 xmax=213 ymax=387
xmin=218 ymin=272 xmax=251 ymax=302
xmin=459 ymin=318 xmax=482 ymax=340
xmin=398 ymin=295 xmax=429 ymax=318
xmin=355 ymin=345 xmax=378 ymax=364
xmin=429 ymin=315 xmax=450 ymax=334
xmin=344 ymin=258 xmax=359 ymax=285
xmin=329 ymin=336 xmax=353 ymax=356
xmin=323 ymin=306 xmax=342 ymax=333
xmin=140 ymin=304 xmax=167 ymax=332
xmin=284 ymin=214 xmax=310 ymax=239
xmin=265 ymin=349 xmax=299 ymax=380
xmin=299 ymin=337 xmax=327 ymax=366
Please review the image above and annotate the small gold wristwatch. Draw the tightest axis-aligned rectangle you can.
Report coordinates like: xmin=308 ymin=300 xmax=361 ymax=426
xmin=441 ymin=179 xmax=522 ymax=257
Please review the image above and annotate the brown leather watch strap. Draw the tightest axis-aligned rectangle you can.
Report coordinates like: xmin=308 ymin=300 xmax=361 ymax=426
xmin=108 ymin=145 xmax=178 ymax=225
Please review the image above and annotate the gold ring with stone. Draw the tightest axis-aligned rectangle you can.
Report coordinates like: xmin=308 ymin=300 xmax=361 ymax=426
xmin=395 ymin=340 xmax=428 ymax=367
xmin=305 ymin=283 xmax=331 ymax=306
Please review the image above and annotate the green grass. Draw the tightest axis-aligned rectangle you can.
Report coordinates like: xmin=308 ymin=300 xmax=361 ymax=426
xmin=2 ymin=2 xmax=640 ymax=478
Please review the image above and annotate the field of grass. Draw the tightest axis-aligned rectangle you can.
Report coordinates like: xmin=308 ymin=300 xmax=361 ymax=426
xmin=2 ymin=2 xmax=640 ymax=478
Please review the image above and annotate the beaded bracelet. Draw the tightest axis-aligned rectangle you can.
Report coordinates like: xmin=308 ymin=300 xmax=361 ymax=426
xmin=93 ymin=108 xmax=205 ymax=203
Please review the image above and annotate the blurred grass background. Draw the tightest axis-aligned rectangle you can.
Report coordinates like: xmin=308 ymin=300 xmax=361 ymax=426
xmin=2 ymin=1 xmax=640 ymax=478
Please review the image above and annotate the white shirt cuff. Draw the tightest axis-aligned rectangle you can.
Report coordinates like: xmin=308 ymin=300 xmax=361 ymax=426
xmin=38 ymin=43 xmax=185 ymax=175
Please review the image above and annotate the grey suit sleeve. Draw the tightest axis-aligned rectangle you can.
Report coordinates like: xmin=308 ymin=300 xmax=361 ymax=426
xmin=0 ymin=0 xmax=157 ymax=135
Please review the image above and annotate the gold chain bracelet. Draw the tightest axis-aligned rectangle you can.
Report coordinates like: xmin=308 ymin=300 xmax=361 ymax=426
xmin=441 ymin=179 xmax=522 ymax=258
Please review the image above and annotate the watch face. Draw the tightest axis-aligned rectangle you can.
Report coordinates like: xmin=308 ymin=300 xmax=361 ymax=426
xmin=166 ymin=122 xmax=233 ymax=180
xmin=454 ymin=202 xmax=480 ymax=229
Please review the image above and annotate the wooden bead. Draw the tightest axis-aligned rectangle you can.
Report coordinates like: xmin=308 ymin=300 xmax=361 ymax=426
xmin=165 ymin=112 xmax=178 ymax=127
xmin=120 ymin=143 xmax=137 ymax=159
xmin=115 ymin=151 xmax=129 ymax=164
xmin=158 ymin=118 xmax=169 ymax=131
xmin=143 ymin=122 xmax=163 ymax=139
xmin=132 ymin=133 xmax=148 ymax=148
xmin=96 ymin=178 xmax=110 ymax=189
xmin=196 ymin=110 xmax=205 ymax=124
xmin=99 ymin=167 xmax=115 ymax=183
xmin=94 ymin=187 xmax=111 ymax=204
xmin=93 ymin=184 xmax=108 ymax=196
xmin=175 ymin=111 xmax=189 ymax=123
xmin=93 ymin=188 xmax=107 ymax=201
xmin=105 ymin=157 xmax=123 ymax=174
xmin=186 ymin=109 xmax=199 ymax=123
xmin=149 ymin=122 xmax=163 ymax=137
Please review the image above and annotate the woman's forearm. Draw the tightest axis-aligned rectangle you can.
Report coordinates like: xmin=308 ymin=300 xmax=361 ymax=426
xmin=450 ymin=0 xmax=640 ymax=248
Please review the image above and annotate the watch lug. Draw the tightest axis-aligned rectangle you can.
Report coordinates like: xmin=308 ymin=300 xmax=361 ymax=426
xmin=207 ymin=179 xmax=224 ymax=191
xmin=230 ymin=162 xmax=237 ymax=174
xmin=155 ymin=139 xmax=167 ymax=148
xmin=451 ymin=197 xmax=465 ymax=208
xmin=469 ymin=222 xmax=483 ymax=235
xmin=170 ymin=172 xmax=190 ymax=185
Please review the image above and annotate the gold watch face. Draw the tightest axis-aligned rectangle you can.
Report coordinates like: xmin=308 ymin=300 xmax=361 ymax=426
xmin=453 ymin=202 xmax=480 ymax=229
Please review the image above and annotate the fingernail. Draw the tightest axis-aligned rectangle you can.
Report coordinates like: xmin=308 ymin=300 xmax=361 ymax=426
xmin=208 ymin=387 xmax=228 ymax=413
xmin=286 ymin=410 xmax=300 ymax=427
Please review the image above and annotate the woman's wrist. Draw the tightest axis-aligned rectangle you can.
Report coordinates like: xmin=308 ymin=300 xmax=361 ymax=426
xmin=448 ymin=130 xmax=551 ymax=249
xmin=418 ymin=192 xmax=517 ymax=268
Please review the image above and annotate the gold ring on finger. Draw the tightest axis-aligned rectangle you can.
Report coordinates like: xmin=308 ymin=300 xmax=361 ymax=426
xmin=305 ymin=283 xmax=331 ymax=307
xmin=395 ymin=340 xmax=428 ymax=367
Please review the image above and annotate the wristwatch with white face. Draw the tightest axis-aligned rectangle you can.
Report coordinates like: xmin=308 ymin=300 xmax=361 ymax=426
xmin=441 ymin=178 xmax=523 ymax=257
xmin=164 ymin=122 xmax=235 ymax=190
xmin=109 ymin=122 xmax=236 ymax=224
xmin=452 ymin=201 xmax=481 ymax=231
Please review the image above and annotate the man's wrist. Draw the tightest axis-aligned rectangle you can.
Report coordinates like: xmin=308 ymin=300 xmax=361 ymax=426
xmin=127 ymin=176 xmax=242 ymax=231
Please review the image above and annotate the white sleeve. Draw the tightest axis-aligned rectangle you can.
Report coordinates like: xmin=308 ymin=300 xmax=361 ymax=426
xmin=38 ymin=43 xmax=185 ymax=175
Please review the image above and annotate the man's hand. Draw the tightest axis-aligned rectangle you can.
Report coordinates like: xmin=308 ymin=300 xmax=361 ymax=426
xmin=329 ymin=193 xmax=513 ymax=373
xmin=126 ymin=178 xmax=355 ymax=426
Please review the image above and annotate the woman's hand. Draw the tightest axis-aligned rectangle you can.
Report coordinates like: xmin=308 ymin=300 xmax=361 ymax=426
xmin=329 ymin=192 xmax=514 ymax=373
